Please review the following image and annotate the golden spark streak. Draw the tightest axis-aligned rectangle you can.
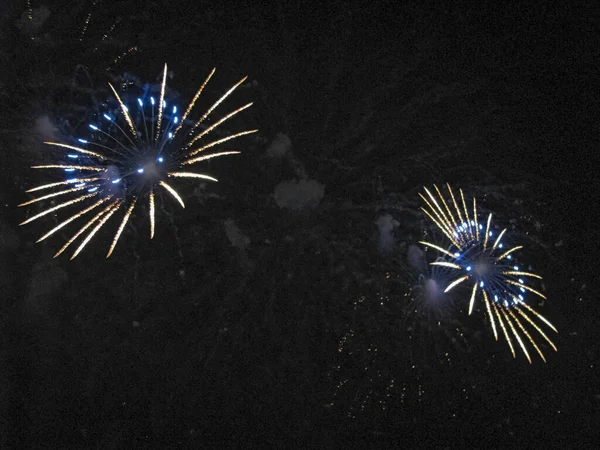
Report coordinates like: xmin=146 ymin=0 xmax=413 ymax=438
xmin=514 ymin=305 xmax=558 ymax=352
xmin=71 ymin=202 xmax=122 ymax=259
xmin=43 ymin=142 xmax=106 ymax=160
xmin=502 ymin=308 xmax=532 ymax=363
xmin=419 ymin=201 xmax=459 ymax=248
xmin=168 ymin=172 xmax=218 ymax=182
xmin=492 ymin=228 xmax=507 ymax=250
xmin=419 ymin=206 xmax=458 ymax=248
xmin=54 ymin=200 xmax=116 ymax=257
xmin=497 ymin=245 xmax=523 ymax=262
xmin=505 ymin=280 xmax=547 ymax=300
xmin=108 ymin=83 xmax=137 ymax=138
xmin=159 ymin=181 xmax=184 ymax=208
xmin=503 ymin=270 xmax=543 ymax=280
xmin=26 ymin=177 xmax=101 ymax=193
xmin=418 ymin=241 xmax=457 ymax=259
xmin=172 ymin=67 xmax=216 ymax=138
xmin=430 ymin=261 xmax=461 ymax=270
xmin=149 ymin=190 xmax=155 ymax=239
xmin=32 ymin=165 xmax=105 ymax=171
xmin=156 ymin=63 xmax=168 ymax=141
xmin=20 ymin=193 xmax=98 ymax=225
xmin=445 ymin=275 xmax=469 ymax=293
xmin=183 ymin=150 xmax=242 ymax=167
xmin=37 ymin=198 xmax=110 ymax=243
xmin=506 ymin=308 xmax=544 ymax=363
xmin=110 ymin=46 xmax=137 ymax=69
xmin=186 ymin=130 xmax=257 ymax=159
xmin=483 ymin=213 xmax=492 ymax=250
xmin=483 ymin=290 xmax=498 ymax=340
xmin=513 ymin=298 xmax=557 ymax=332
xmin=473 ymin=197 xmax=479 ymax=242
xmin=467 ymin=282 xmax=478 ymax=315
xmin=492 ymin=302 xmax=516 ymax=358
xmin=187 ymin=102 xmax=254 ymax=147
xmin=435 ymin=184 xmax=463 ymax=244
xmin=188 ymin=76 xmax=249 ymax=137
xmin=423 ymin=187 xmax=456 ymax=245
xmin=18 ymin=185 xmax=92 ymax=207
xmin=500 ymin=308 xmax=531 ymax=364
xmin=460 ymin=189 xmax=474 ymax=241
xmin=447 ymin=184 xmax=470 ymax=240
xmin=107 ymin=199 xmax=137 ymax=258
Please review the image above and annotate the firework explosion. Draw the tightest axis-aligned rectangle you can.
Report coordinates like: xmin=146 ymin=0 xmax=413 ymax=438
xmin=20 ymin=64 xmax=257 ymax=259
xmin=418 ymin=184 xmax=558 ymax=363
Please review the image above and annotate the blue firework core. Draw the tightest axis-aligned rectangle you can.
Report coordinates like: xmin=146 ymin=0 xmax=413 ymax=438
xmin=134 ymin=156 xmax=166 ymax=179
xmin=452 ymin=230 xmax=522 ymax=307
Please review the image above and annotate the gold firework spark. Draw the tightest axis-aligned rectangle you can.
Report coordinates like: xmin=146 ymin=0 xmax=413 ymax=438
xmin=21 ymin=64 xmax=257 ymax=259
xmin=419 ymin=184 xmax=557 ymax=363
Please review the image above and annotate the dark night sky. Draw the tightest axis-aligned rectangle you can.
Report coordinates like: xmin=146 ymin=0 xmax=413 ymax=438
xmin=0 ymin=1 xmax=598 ymax=447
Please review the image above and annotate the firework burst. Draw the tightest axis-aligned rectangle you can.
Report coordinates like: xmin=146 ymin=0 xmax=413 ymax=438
xmin=20 ymin=64 xmax=257 ymax=259
xmin=418 ymin=184 xmax=557 ymax=363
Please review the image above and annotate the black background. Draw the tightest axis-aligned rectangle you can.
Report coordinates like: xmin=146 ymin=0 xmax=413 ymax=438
xmin=1 ymin=1 xmax=598 ymax=447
